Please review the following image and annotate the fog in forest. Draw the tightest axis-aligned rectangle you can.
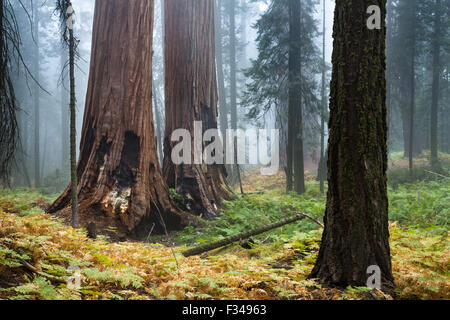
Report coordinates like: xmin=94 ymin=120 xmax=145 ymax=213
xmin=4 ymin=0 xmax=450 ymax=193
xmin=1 ymin=0 xmax=450 ymax=301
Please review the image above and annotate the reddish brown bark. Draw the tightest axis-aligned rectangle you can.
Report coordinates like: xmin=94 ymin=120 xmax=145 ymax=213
xmin=163 ymin=0 xmax=233 ymax=219
xmin=48 ymin=0 xmax=195 ymax=238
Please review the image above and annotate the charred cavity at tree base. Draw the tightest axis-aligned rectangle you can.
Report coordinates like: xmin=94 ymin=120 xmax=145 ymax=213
xmin=46 ymin=0 xmax=201 ymax=242
xmin=131 ymin=207 xmax=191 ymax=240
xmin=47 ymin=130 xmax=197 ymax=240
xmin=112 ymin=131 xmax=140 ymax=189
xmin=173 ymin=176 xmax=223 ymax=221
xmin=175 ymin=196 xmax=219 ymax=221
xmin=50 ymin=202 xmax=195 ymax=242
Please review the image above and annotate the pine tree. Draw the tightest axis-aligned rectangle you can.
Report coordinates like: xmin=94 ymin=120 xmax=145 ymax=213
xmin=310 ymin=0 xmax=394 ymax=289
xmin=243 ymin=0 xmax=321 ymax=193
xmin=430 ymin=0 xmax=443 ymax=167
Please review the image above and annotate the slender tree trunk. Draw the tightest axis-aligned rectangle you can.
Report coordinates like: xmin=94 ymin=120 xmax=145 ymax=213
xmin=68 ymin=21 xmax=78 ymax=228
xmin=14 ymin=85 xmax=31 ymax=188
xmin=0 ymin=0 xmax=2 ymax=87
xmin=239 ymin=0 xmax=248 ymax=70
xmin=319 ymin=0 xmax=327 ymax=194
xmin=409 ymin=30 xmax=416 ymax=174
xmin=445 ymin=67 xmax=450 ymax=153
xmin=289 ymin=0 xmax=305 ymax=195
xmin=61 ymin=48 xmax=69 ymax=169
xmin=400 ymin=101 xmax=411 ymax=158
xmin=40 ymin=126 xmax=48 ymax=178
xmin=48 ymin=0 xmax=193 ymax=237
xmin=310 ymin=0 xmax=394 ymax=289
xmin=163 ymin=0 xmax=233 ymax=219
xmin=33 ymin=3 xmax=40 ymax=188
xmin=386 ymin=0 xmax=393 ymax=148
xmin=214 ymin=0 xmax=229 ymax=168
xmin=0 ymin=0 xmax=20 ymax=182
xmin=18 ymin=108 xmax=32 ymax=188
xmin=153 ymin=83 xmax=164 ymax=164
xmin=286 ymin=1 xmax=294 ymax=193
xmin=397 ymin=0 xmax=415 ymax=161
xmin=287 ymin=109 xmax=294 ymax=193
xmin=228 ymin=0 xmax=239 ymax=185
xmin=0 ymin=1 xmax=4 ymax=182
xmin=430 ymin=0 xmax=441 ymax=167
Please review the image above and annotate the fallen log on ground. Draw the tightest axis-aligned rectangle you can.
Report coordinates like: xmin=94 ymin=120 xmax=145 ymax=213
xmin=425 ymin=170 xmax=450 ymax=180
xmin=182 ymin=212 xmax=323 ymax=257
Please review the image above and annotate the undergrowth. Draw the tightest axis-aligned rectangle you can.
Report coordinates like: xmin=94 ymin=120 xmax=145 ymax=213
xmin=155 ymin=183 xmax=327 ymax=246
xmin=0 ymin=177 xmax=448 ymax=300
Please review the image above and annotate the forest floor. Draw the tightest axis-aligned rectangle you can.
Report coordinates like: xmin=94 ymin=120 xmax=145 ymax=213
xmin=0 ymin=156 xmax=449 ymax=300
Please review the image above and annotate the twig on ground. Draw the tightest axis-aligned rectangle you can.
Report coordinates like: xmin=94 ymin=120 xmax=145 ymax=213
xmin=18 ymin=258 xmax=66 ymax=284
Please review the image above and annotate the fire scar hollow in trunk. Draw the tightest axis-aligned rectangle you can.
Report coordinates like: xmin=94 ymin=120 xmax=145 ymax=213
xmin=47 ymin=0 xmax=195 ymax=238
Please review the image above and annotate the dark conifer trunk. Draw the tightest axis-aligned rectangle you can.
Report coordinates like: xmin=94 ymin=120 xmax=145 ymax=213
xmin=286 ymin=0 xmax=295 ymax=193
xmin=319 ymin=0 xmax=327 ymax=195
xmin=397 ymin=0 xmax=418 ymax=161
xmin=163 ymin=0 xmax=233 ymax=219
xmin=68 ymin=14 xmax=78 ymax=229
xmin=409 ymin=24 xmax=416 ymax=174
xmin=61 ymin=49 xmax=69 ymax=169
xmin=430 ymin=0 xmax=442 ymax=167
xmin=310 ymin=0 xmax=394 ymax=289
xmin=289 ymin=0 xmax=305 ymax=195
xmin=386 ymin=0 xmax=393 ymax=147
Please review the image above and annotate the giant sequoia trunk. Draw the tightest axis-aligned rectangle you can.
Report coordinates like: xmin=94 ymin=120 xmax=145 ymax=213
xmin=310 ymin=0 xmax=394 ymax=289
xmin=163 ymin=0 xmax=233 ymax=219
xmin=48 ymin=0 xmax=193 ymax=237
